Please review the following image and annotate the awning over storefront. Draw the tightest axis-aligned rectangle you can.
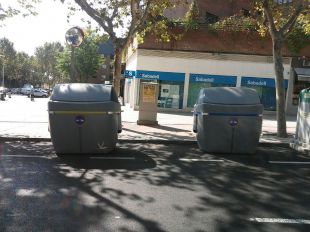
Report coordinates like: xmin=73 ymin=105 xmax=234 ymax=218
xmin=295 ymin=68 xmax=310 ymax=82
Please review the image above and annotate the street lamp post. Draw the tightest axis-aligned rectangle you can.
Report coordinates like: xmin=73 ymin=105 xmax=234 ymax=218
xmin=2 ymin=62 xmax=4 ymax=87
xmin=0 ymin=54 xmax=4 ymax=87
xmin=65 ymin=27 xmax=84 ymax=83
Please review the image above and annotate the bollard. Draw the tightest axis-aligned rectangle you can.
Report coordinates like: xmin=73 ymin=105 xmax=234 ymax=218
xmin=31 ymin=94 xmax=34 ymax=101
xmin=8 ymin=92 xmax=11 ymax=98
xmin=0 ymin=94 xmax=4 ymax=101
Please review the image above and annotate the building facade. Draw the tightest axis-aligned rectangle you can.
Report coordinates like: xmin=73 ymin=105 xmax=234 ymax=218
xmin=125 ymin=0 xmax=310 ymax=114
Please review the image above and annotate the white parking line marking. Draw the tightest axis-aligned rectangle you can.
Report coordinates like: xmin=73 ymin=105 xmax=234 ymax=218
xmin=0 ymin=155 xmax=48 ymax=159
xmin=269 ymin=161 xmax=310 ymax=164
xmin=90 ymin=157 xmax=135 ymax=160
xmin=179 ymin=158 xmax=224 ymax=162
xmin=249 ymin=218 xmax=310 ymax=224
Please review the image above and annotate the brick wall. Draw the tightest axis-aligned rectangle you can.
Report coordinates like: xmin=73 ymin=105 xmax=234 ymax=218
xmin=197 ymin=0 xmax=251 ymax=19
xmin=138 ymin=28 xmax=310 ymax=57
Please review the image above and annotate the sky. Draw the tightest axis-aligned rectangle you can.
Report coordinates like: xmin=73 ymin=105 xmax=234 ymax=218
xmin=0 ymin=0 xmax=94 ymax=56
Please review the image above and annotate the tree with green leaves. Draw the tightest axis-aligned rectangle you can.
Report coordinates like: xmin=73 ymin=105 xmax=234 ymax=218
xmin=208 ymin=1 xmax=308 ymax=137
xmin=253 ymin=0 xmax=309 ymax=137
xmin=35 ymin=42 xmax=64 ymax=87
xmin=56 ymin=30 xmax=105 ymax=83
xmin=184 ymin=0 xmax=200 ymax=30
xmin=0 ymin=0 xmax=40 ymax=26
xmin=60 ymin=0 xmax=182 ymax=95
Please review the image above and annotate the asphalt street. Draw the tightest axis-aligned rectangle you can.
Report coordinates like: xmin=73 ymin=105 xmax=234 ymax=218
xmin=0 ymin=142 xmax=310 ymax=232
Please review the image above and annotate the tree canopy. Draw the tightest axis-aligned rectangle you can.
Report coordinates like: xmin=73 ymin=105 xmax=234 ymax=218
xmin=56 ymin=30 xmax=105 ymax=83
xmin=60 ymin=0 xmax=183 ymax=94
xmin=0 ymin=0 xmax=40 ymax=26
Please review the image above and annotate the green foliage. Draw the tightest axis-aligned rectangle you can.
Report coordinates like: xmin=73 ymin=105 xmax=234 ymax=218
xmin=287 ymin=16 xmax=310 ymax=54
xmin=0 ymin=0 xmax=40 ymax=26
xmin=35 ymin=42 xmax=64 ymax=85
xmin=184 ymin=0 xmax=200 ymax=31
xmin=56 ymin=30 xmax=105 ymax=83
xmin=208 ymin=15 xmax=258 ymax=33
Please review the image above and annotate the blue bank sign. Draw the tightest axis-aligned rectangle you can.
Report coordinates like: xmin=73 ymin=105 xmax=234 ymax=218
xmin=190 ymin=74 xmax=237 ymax=85
xmin=125 ymin=70 xmax=136 ymax=78
xmin=241 ymin=77 xmax=288 ymax=88
xmin=136 ymin=70 xmax=185 ymax=82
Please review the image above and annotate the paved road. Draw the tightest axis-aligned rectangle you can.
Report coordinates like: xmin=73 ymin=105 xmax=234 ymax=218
xmin=0 ymin=142 xmax=310 ymax=232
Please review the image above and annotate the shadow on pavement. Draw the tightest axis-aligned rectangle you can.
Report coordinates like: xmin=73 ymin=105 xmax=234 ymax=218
xmin=122 ymin=127 xmax=193 ymax=141
xmin=1 ymin=142 xmax=310 ymax=232
xmin=146 ymin=124 xmax=191 ymax=133
xmin=0 ymin=142 xmax=164 ymax=232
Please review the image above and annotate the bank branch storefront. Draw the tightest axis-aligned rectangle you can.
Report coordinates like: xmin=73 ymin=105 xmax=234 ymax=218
xmin=126 ymin=70 xmax=186 ymax=110
xmin=241 ymin=77 xmax=289 ymax=111
xmin=125 ymin=71 xmax=290 ymax=112
xmin=125 ymin=50 xmax=293 ymax=112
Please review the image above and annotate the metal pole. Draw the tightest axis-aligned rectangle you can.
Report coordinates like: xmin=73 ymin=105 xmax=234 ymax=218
xmin=70 ymin=46 xmax=75 ymax=83
xmin=1 ymin=55 xmax=4 ymax=87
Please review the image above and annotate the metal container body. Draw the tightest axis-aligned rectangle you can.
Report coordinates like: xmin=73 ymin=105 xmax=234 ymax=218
xmin=295 ymin=88 xmax=310 ymax=147
xmin=48 ymin=83 xmax=121 ymax=154
xmin=193 ymin=87 xmax=263 ymax=154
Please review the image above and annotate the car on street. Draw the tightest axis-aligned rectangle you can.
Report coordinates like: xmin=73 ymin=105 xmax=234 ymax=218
xmin=0 ymin=86 xmax=7 ymax=98
xmin=21 ymin=84 xmax=34 ymax=95
xmin=33 ymin=88 xmax=48 ymax=97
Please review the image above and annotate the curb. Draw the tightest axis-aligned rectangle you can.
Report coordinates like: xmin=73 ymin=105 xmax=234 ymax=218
xmin=0 ymin=137 xmax=51 ymax=142
xmin=0 ymin=136 xmax=291 ymax=147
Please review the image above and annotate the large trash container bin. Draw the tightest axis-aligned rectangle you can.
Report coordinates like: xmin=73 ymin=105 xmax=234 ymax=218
xmin=48 ymin=83 xmax=122 ymax=154
xmin=291 ymin=88 xmax=310 ymax=154
xmin=193 ymin=87 xmax=263 ymax=154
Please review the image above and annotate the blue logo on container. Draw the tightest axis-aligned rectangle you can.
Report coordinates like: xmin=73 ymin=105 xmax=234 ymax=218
xmin=229 ymin=119 xmax=238 ymax=127
xmin=75 ymin=115 xmax=85 ymax=125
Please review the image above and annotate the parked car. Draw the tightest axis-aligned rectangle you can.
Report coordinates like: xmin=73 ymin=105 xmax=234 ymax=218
xmin=21 ymin=84 xmax=34 ymax=95
xmin=0 ymin=87 xmax=7 ymax=98
xmin=33 ymin=88 xmax=48 ymax=97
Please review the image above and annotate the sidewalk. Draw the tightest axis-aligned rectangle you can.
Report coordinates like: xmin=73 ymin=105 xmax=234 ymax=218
xmin=120 ymin=105 xmax=296 ymax=144
xmin=0 ymin=100 xmax=296 ymax=144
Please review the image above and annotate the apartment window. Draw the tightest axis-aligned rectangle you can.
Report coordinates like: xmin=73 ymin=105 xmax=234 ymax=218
xmin=275 ymin=0 xmax=292 ymax=4
xmin=242 ymin=8 xmax=251 ymax=17
xmin=205 ymin=12 xmax=219 ymax=24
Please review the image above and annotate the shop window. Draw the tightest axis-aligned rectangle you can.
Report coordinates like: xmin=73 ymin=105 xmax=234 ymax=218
xmin=187 ymin=82 xmax=235 ymax=108
xmin=241 ymin=85 xmax=288 ymax=111
xmin=158 ymin=81 xmax=184 ymax=109
xmin=293 ymin=74 xmax=310 ymax=105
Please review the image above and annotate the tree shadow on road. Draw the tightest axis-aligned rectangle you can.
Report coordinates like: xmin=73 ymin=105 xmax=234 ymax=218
xmin=0 ymin=141 xmax=165 ymax=232
xmin=1 ymin=141 xmax=310 ymax=232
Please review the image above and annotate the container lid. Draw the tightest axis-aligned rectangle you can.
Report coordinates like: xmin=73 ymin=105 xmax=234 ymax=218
xmin=50 ymin=83 xmax=118 ymax=102
xmin=197 ymin=87 xmax=261 ymax=105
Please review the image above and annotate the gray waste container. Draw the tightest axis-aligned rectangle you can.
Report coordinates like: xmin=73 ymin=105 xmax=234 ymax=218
xmin=48 ymin=83 xmax=122 ymax=154
xmin=193 ymin=87 xmax=263 ymax=154
xmin=291 ymin=88 xmax=310 ymax=154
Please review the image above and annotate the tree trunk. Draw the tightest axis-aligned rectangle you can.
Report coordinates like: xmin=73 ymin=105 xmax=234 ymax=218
xmin=113 ymin=48 xmax=122 ymax=96
xmin=272 ymin=36 xmax=287 ymax=138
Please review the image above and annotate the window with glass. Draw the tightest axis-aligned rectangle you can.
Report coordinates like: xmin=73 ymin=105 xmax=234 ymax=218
xmin=187 ymin=82 xmax=235 ymax=108
xmin=158 ymin=80 xmax=184 ymax=109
